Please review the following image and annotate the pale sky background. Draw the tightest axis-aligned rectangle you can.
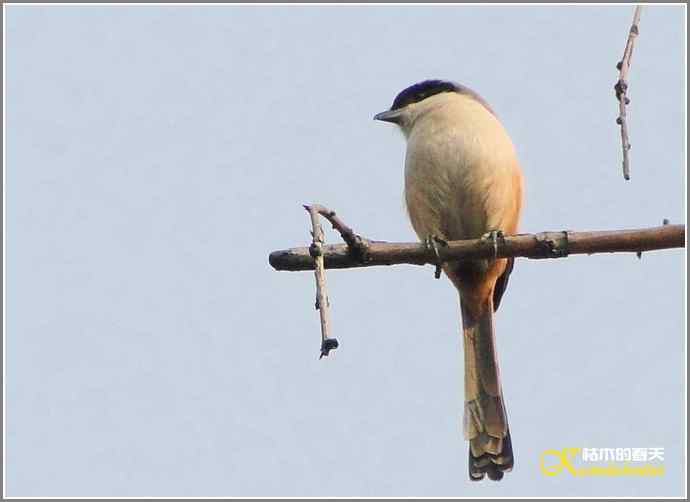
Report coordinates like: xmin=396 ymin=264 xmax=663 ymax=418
xmin=5 ymin=4 xmax=686 ymax=497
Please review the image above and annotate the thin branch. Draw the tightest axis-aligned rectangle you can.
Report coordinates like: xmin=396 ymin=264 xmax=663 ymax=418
xmin=615 ymin=6 xmax=642 ymax=181
xmin=270 ymin=224 xmax=685 ymax=272
xmin=304 ymin=204 xmax=338 ymax=358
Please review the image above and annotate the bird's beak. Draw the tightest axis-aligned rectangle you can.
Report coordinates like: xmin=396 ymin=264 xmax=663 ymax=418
xmin=373 ymin=109 xmax=402 ymax=124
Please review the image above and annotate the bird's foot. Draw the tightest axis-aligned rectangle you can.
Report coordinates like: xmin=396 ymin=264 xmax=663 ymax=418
xmin=425 ymin=235 xmax=448 ymax=279
xmin=480 ymin=230 xmax=505 ymax=259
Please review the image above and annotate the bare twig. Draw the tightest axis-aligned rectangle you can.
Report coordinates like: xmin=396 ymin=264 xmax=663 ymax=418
xmin=615 ymin=6 xmax=642 ymax=181
xmin=270 ymin=224 xmax=684 ymax=272
xmin=304 ymin=204 xmax=338 ymax=358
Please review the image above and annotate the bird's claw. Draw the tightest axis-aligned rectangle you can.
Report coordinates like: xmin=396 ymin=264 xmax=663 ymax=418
xmin=481 ymin=230 xmax=505 ymax=260
xmin=425 ymin=235 xmax=448 ymax=279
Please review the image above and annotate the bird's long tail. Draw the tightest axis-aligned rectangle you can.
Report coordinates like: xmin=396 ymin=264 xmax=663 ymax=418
xmin=461 ymin=296 xmax=513 ymax=481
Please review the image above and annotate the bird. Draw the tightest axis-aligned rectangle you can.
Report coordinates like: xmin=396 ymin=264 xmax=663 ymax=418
xmin=374 ymin=80 xmax=524 ymax=481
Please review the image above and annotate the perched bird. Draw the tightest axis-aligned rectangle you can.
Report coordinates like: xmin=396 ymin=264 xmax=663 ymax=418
xmin=374 ymin=80 xmax=524 ymax=481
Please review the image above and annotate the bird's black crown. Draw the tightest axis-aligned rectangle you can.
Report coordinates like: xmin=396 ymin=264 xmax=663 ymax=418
xmin=390 ymin=80 xmax=459 ymax=110
xmin=389 ymin=79 xmax=494 ymax=115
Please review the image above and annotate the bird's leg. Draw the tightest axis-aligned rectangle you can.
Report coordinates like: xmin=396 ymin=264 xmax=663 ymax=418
xmin=425 ymin=235 xmax=448 ymax=279
xmin=480 ymin=230 xmax=505 ymax=260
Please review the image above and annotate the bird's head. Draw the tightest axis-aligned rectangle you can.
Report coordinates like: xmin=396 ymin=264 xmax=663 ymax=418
xmin=374 ymin=79 xmax=494 ymax=136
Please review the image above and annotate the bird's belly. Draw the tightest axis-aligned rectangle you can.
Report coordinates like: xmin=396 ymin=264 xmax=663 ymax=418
xmin=404 ymin=145 xmax=515 ymax=242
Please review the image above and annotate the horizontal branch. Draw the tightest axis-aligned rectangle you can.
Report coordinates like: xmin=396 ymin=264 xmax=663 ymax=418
xmin=269 ymin=225 xmax=685 ymax=272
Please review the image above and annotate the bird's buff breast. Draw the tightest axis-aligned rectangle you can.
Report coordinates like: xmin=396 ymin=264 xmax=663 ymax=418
xmin=403 ymin=117 xmax=520 ymax=243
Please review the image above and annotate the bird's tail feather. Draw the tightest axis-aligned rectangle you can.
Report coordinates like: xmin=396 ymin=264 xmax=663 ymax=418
xmin=462 ymin=297 xmax=513 ymax=481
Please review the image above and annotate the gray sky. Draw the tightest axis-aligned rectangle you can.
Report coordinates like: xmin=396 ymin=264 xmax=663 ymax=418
xmin=5 ymin=4 xmax=685 ymax=497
